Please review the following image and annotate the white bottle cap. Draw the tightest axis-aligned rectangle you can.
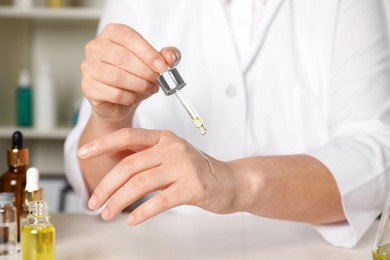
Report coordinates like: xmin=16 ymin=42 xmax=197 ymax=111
xmin=26 ymin=167 xmax=40 ymax=192
xmin=18 ymin=69 xmax=31 ymax=88
xmin=13 ymin=0 xmax=33 ymax=9
xmin=38 ymin=62 xmax=51 ymax=76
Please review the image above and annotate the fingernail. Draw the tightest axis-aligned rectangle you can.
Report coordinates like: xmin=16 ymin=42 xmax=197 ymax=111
xmin=153 ymin=59 xmax=166 ymax=72
xmin=127 ymin=214 xmax=135 ymax=225
xmin=152 ymin=84 xmax=159 ymax=94
xmin=169 ymin=51 xmax=177 ymax=64
xmin=101 ymin=208 xmax=110 ymax=220
xmin=78 ymin=145 xmax=91 ymax=158
xmin=88 ymin=194 xmax=97 ymax=210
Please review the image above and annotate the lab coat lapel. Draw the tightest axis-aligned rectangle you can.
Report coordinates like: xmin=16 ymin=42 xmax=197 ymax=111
xmin=214 ymin=0 xmax=244 ymax=74
xmin=241 ymin=0 xmax=286 ymax=73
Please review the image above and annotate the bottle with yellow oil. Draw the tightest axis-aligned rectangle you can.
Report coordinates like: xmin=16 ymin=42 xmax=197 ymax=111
xmin=47 ymin=0 xmax=65 ymax=8
xmin=373 ymin=191 xmax=390 ymax=260
xmin=21 ymin=201 xmax=55 ymax=260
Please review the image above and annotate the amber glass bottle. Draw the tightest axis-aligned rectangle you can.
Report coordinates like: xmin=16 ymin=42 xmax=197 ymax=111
xmin=0 ymin=131 xmax=29 ymax=241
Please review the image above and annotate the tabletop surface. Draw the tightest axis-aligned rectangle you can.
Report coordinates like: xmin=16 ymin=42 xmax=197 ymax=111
xmin=3 ymin=211 xmax=377 ymax=260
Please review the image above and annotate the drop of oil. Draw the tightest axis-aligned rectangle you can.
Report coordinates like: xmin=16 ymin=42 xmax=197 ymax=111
xmin=193 ymin=117 xmax=207 ymax=136
xmin=198 ymin=126 xmax=207 ymax=135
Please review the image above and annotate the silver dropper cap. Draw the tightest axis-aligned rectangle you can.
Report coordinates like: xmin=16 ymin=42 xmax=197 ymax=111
xmin=157 ymin=67 xmax=186 ymax=96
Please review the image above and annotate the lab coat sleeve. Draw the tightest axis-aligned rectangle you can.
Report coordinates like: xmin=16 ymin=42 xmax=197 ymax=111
xmin=307 ymin=0 xmax=390 ymax=248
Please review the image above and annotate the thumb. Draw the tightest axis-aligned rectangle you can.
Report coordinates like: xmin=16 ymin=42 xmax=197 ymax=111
xmin=160 ymin=47 xmax=182 ymax=68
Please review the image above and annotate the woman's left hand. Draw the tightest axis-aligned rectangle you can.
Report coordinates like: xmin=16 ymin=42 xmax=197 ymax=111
xmin=77 ymin=128 xmax=243 ymax=225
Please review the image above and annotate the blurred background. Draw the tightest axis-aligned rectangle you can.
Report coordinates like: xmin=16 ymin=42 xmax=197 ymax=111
xmin=0 ymin=0 xmax=389 ymax=213
xmin=0 ymin=0 xmax=106 ymax=213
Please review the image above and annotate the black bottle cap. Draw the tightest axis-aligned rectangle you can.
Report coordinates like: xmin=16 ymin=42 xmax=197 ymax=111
xmin=12 ymin=131 xmax=23 ymax=150
xmin=8 ymin=131 xmax=29 ymax=167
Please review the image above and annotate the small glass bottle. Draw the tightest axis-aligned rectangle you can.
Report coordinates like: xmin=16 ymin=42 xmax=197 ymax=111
xmin=373 ymin=192 xmax=390 ymax=259
xmin=0 ymin=193 xmax=19 ymax=255
xmin=22 ymin=201 xmax=56 ymax=260
xmin=0 ymin=131 xmax=29 ymax=242
xmin=47 ymin=0 xmax=65 ymax=8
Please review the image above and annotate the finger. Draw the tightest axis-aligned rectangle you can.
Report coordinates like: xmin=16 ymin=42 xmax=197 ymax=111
xmin=89 ymin=147 xmax=162 ymax=210
xmin=100 ymin=24 xmax=168 ymax=73
xmin=92 ymin=40 xmax=160 ymax=82
xmin=160 ymin=47 xmax=181 ymax=67
xmin=81 ymin=74 xmax=139 ymax=107
xmin=101 ymin=167 xmax=171 ymax=220
xmin=78 ymin=128 xmax=161 ymax=159
xmin=82 ymin=59 xmax=157 ymax=95
xmin=126 ymin=187 xmax=184 ymax=226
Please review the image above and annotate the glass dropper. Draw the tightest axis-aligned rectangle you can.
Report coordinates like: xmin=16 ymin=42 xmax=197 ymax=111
xmin=157 ymin=68 xmax=207 ymax=135
xmin=174 ymin=90 xmax=206 ymax=135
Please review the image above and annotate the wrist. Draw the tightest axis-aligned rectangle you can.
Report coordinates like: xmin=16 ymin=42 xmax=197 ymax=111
xmin=227 ymin=159 xmax=264 ymax=213
xmin=81 ymin=111 xmax=133 ymax=147
xmin=90 ymin=112 xmax=132 ymax=132
xmin=90 ymin=104 xmax=138 ymax=129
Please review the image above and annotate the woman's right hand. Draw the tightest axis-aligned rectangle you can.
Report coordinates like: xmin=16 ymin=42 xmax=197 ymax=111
xmin=81 ymin=23 xmax=181 ymax=125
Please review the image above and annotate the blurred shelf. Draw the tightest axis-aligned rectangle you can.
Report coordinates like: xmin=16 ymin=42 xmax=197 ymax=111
xmin=0 ymin=7 xmax=102 ymax=20
xmin=0 ymin=5 xmax=94 ymax=180
xmin=0 ymin=126 xmax=71 ymax=140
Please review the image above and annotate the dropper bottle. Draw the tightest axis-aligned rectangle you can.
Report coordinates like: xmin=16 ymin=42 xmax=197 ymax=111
xmin=158 ymin=68 xmax=207 ymax=135
xmin=23 ymin=168 xmax=44 ymax=212
xmin=21 ymin=167 xmax=44 ymax=227
xmin=21 ymin=201 xmax=56 ymax=260
xmin=0 ymin=131 xmax=29 ymax=241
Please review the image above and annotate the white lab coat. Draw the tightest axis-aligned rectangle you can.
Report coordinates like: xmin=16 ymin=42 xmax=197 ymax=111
xmin=64 ymin=0 xmax=390 ymax=248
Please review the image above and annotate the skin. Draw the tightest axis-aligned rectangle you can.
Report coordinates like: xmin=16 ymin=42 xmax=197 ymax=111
xmin=77 ymin=23 xmax=346 ymax=226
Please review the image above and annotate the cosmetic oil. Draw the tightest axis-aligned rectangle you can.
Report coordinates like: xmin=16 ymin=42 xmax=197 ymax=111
xmin=372 ymin=190 xmax=390 ymax=260
xmin=22 ymin=201 xmax=55 ymax=260
xmin=373 ymin=244 xmax=390 ymax=260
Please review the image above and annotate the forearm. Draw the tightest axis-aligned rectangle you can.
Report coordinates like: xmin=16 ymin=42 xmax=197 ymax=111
xmin=78 ymin=111 xmax=134 ymax=194
xmin=228 ymin=155 xmax=346 ymax=224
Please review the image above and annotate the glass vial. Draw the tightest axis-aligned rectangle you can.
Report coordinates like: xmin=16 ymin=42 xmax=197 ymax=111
xmin=47 ymin=0 xmax=65 ymax=8
xmin=22 ymin=201 xmax=55 ymax=260
xmin=373 ymin=191 xmax=390 ymax=259
xmin=0 ymin=193 xmax=19 ymax=255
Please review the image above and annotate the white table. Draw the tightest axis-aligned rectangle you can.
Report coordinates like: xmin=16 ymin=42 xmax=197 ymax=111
xmin=3 ymin=212 xmax=377 ymax=260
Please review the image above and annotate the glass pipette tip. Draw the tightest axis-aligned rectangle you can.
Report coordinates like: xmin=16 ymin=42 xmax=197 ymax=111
xmin=174 ymin=90 xmax=207 ymax=135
